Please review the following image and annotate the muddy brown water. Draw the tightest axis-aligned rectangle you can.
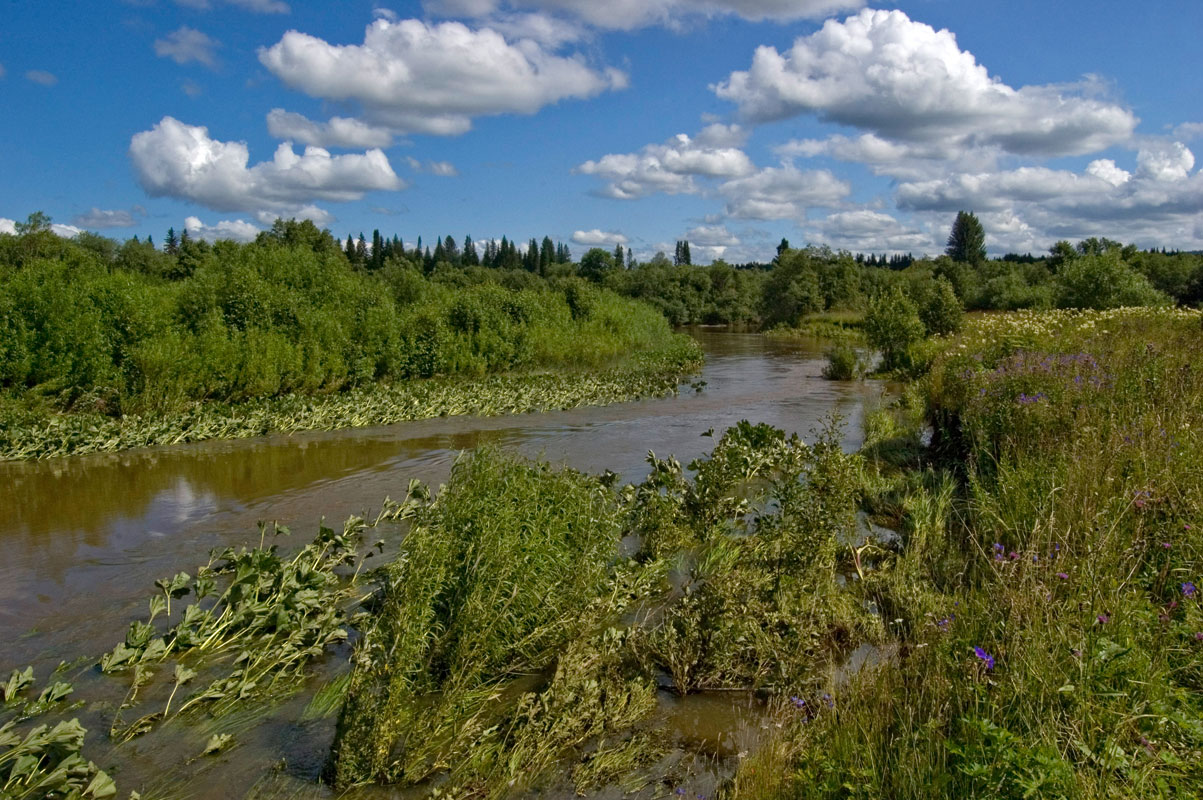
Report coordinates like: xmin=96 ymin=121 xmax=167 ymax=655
xmin=0 ymin=330 xmax=884 ymax=798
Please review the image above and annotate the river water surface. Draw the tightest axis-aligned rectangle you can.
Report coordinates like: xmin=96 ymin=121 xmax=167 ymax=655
xmin=0 ymin=330 xmax=882 ymax=797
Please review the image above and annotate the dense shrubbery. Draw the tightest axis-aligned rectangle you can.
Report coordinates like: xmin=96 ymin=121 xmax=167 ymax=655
xmin=0 ymin=221 xmax=678 ymax=421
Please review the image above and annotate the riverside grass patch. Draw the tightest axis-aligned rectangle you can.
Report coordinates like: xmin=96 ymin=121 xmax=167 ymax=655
xmin=0 ymin=337 xmax=702 ymax=460
xmin=727 ymin=307 xmax=1203 ymax=800
xmin=327 ymin=421 xmax=874 ymax=795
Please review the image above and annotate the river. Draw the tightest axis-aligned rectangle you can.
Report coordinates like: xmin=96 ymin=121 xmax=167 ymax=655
xmin=0 ymin=330 xmax=883 ymax=797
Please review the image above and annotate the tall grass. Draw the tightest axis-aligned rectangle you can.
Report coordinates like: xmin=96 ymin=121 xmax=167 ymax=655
xmin=729 ymin=308 xmax=1203 ymax=799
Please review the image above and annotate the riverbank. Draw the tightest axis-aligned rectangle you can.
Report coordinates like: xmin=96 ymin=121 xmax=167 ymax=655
xmin=0 ymin=337 xmax=702 ymax=461
xmin=730 ymin=306 xmax=1203 ymax=799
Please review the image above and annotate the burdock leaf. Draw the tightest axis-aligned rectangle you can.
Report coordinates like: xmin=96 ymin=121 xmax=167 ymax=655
xmin=201 ymin=733 xmax=233 ymax=756
xmin=1 ymin=666 xmax=34 ymax=703
xmin=174 ymin=664 xmax=198 ymax=686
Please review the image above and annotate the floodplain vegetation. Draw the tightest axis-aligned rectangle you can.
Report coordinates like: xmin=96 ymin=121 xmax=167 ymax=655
xmin=0 ymin=220 xmax=698 ymax=460
xmin=4 ymin=306 xmax=1202 ymax=798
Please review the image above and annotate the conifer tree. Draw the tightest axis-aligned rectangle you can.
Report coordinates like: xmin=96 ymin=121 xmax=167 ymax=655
xmin=463 ymin=234 xmax=479 ymax=265
xmin=540 ymin=236 xmax=554 ymax=273
xmin=945 ymin=210 xmax=987 ymax=264
xmin=614 ymin=242 xmax=625 ymax=266
xmin=165 ymin=227 xmax=179 ymax=256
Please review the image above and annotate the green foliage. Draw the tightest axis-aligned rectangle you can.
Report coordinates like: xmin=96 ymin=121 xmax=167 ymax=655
xmin=330 ymin=421 xmax=871 ymax=792
xmin=913 ymin=277 xmax=964 ymax=336
xmin=863 ymin=288 xmax=926 ymax=372
xmin=946 ymin=210 xmax=987 ymax=265
xmin=736 ymin=308 xmax=1203 ymax=800
xmin=0 ymin=224 xmax=696 ymax=458
xmin=1055 ymin=248 xmax=1171 ymax=309
xmin=822 ymin=344 xmax=864 ymax=380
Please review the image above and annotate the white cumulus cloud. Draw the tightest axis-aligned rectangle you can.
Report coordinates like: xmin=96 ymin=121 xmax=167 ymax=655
xmin=715 ymin=9 xmax=1137 ymax=158
xmin=183 ymin=216 xmax=262 ymax=242
xmin=577 ymin=125 xmax=755 ymax=199
xmin=719 ymin=164 xmax=850 ymax=220
xmin=259 ymin=18 xmax=626 ymax=137
xmin=129 ymin=116 xmax=404 ymax=222
xmin=154 ymin=26 xmax=221 ymax=68
xmin=266 ymin=109 xmax=395 ymax=149
xmin=572 ymin=229 xmax=628 ymax=247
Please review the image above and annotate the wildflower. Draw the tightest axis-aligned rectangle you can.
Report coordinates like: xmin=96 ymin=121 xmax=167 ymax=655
xmin=1097 ymin=613 xmax=1110 ymax=624
xmin=789 ymin=696 xmax=806 ymax=709
xmin=1056 ymin=572 xmax=1069 ymax=580
xmin=1054 ymin=543 xmax=1061 ymax=552
xmin=1183 ymin=582 xmax=1197 ymax=598
xmin=821 ymin=693 xmax=834 ymax=709
xmin=972 ymin=647 xmax=995 ymax=670
xmin=1162 ymin=542 xmax=1172 ymax=549
xmin=1009 ymin=551 xmax=1020 ymax=561
xmin=675 ymin=789 xmax=685 ymax=796
xmin=1195 ymin=632 xmax=1203 ymax=642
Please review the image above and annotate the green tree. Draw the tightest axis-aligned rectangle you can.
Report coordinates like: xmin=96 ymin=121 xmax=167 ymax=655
xmin=578 ymin=248 xmax=617 ymax=282
xmin=945 ymin=211 xmax=986 ymax=265
xmin=863 ymin=288 xmax=926 ymax=372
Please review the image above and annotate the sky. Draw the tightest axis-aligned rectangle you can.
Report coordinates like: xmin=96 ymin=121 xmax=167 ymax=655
xmin=1 ymin=0 xmax=1201 ymax=263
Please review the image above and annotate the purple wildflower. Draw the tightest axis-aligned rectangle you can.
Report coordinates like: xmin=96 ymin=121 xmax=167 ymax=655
xmin=1097 ymin=613 xmax=1110 ymax=624
xmin=1162 ymin=542 xmax=1172 ymax=549
xmin=1195 ymin=632 xmax=1203 ymax=642
xmin=1056 ymin=572 xmax=1069 ymax=580
xmin=790 ymin=696 xmax=806 ymax=709
xmin=1183 ymin=582 xmax=1197 ymax=598
xmin=822 ymin=693 xmax=834 ymax=708
xmin=972 ymin=647 xmax=995 ymax=670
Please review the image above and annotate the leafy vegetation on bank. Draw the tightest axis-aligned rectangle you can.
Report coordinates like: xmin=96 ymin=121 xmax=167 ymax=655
xmin=329 ymin=420 xmax=871 ymax=794
xmin=731 ymin=307 xmax=1203 ymax=799
xmin=0 ymin=338 xmax=701 ymax=460
xmin=0 ymin=218 xmax=698 ymax=459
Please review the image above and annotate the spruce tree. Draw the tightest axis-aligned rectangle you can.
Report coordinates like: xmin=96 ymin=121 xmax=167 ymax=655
xmin=945 ymin=211 xmax=987 ymax=264
xmin=614 ymin=243 xmax=625 ymax=266
xmin=165 ymin=227 xmax=179 ymax=256
xmin=540 ymin=236 xmax=554 ymax=273
xmin=463 ymin=234 xmax=479 ymax=265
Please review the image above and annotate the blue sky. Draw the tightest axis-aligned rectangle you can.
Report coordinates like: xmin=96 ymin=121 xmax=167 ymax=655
xmin=2 ymin=0 xmax=1201 ymax=262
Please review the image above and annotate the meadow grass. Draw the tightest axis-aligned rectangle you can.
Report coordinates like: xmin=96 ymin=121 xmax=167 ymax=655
xmin=727 ymin=307 xmax=1203 ymax=799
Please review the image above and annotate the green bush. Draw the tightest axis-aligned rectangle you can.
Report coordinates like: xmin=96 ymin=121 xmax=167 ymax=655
xmin=863 ymin=288 xmax=926 ymax=373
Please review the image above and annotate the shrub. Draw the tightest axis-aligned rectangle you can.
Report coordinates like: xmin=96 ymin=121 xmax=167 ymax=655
xmin=863 ymin=288 xmax=926 ymax=373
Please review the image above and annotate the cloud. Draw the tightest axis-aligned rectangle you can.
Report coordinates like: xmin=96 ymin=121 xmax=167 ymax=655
xmin=423 ymin=0 xmax=863 ymax=30
xmin=266 ymin=108 xmax=394 ymax=148
xmin=1174 ymin=122 xmax=1203 ymax=142
xmin=577 ymin=124 xmax=755 ymax=199
xmin=715 ymin=9 xmax=1137 ymax=158
xmin=259 ymin=18 xmax=626 ymax=137
xmin=1137 ymin=141 xmax=1195 ymax=182
xmin=719 ymin=164 xmax=850 ymax=220
xmin=571 ymin=228 xmax=627 ymax=246
xmin=129 ymin=116 xmax=403 ymax=222
xmin=173 ymin=0 xmax=289 ymax=13
xmin=25 ymin=70 xmax=58 ymax=87
xmin=154 ymin=26 xmax=221 ymax=68
xmin=807 ymin=210 xmax=933 ymax=253
xmin=891 ymin=142 xmax=1203 ymax=250
xmin=0 ymin=219 xmax=16 ymax=235
xmin=404 ymin=156 xmax=459 ymax=176
xmin=183 ymin=215 xmax=261 ymax=242
xmin=72 ymin=207 xmax=146 ymax=229
xmin=777 ymin=134 xmax=1000 ymax=181
xmin=684 ymin=224 xmax=739 ymax=247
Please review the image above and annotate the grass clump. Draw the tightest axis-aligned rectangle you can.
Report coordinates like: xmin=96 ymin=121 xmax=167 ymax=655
xmin=328 ymin=420 xmax=875 ymax=795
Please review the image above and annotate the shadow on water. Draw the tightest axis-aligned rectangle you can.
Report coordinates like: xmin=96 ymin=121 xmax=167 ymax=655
xmin=0 ymin=329 xmax=886 ymax=797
